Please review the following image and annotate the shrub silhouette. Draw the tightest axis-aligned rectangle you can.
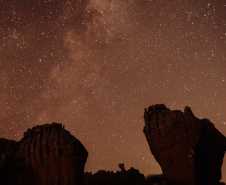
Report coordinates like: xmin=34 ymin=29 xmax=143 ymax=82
xmin=146 ymin=174 xmax=166 ymax=185
xmin=84 ymin=165 xmax=147 ymax=185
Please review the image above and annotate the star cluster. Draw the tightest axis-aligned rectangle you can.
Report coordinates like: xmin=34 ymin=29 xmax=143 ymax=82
xmin=0 ymin=0 xmax=225 ymax=180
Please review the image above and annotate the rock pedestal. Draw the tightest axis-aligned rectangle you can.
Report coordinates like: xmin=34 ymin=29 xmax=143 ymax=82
xmin=143 ymin=104 xmax=226 ymax=185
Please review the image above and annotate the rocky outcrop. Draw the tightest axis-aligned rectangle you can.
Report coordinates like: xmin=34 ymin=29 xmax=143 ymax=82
xmin=84 ymin=165 xmax=147 ymax=185
xmin=143 ymin=104 xmax=226 ymax=185
xmin=0 ymin=123 xmax=88 ymax=185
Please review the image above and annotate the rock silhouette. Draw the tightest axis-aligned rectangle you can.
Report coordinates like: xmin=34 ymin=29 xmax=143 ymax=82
xmin=1 ymin=107 xmax=225 ymax=185
xmin=84 ymin=165 xmax=147 ymax=185
xmin=143 ymin=104 xmax=226 ymax=185
xmin=0 ymin=123 xmax=88 ymax=185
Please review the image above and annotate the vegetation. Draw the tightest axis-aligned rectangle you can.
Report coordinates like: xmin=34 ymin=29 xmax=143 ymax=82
xmin=146 ymin=174 xmax=166 ymax=185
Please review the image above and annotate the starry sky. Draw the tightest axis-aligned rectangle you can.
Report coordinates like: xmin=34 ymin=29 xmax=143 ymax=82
xmin=0 ymin=0 xmax=225 ymax=181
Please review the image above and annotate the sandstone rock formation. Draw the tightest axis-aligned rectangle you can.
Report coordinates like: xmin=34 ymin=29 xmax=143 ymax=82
xmin=0 ymin=123 xmax=88 ymax=185
xmin=143 ymin=104 xmax=226 ymax=185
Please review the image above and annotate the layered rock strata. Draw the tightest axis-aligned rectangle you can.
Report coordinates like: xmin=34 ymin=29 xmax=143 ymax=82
xmin=0 ymin=123 xmax=88 ymax=185
xmin=143 ymin=104 xmax=226 ymax=185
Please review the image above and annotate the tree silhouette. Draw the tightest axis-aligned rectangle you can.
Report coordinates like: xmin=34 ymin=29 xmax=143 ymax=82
xmin=118 ymin=163 xmax=125 ymax=171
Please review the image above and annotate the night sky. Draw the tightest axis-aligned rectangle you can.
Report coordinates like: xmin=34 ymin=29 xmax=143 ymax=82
xmin=0 ymin=0 xmax=225 ymax=181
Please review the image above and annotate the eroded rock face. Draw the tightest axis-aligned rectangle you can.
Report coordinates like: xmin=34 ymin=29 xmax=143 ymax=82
xmin=143 ymin=104 xmax=226 ymax=185
xmin=0 ymin=123 xmax=88 ymax=185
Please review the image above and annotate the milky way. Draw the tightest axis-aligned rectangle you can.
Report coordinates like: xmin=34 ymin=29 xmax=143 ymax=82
xmin=0 ymin=0 xmax=225 ymax=180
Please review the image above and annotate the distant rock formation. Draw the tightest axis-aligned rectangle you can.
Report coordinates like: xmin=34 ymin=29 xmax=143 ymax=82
xmin=0 ymin=123 xmax=88 ymax=185
xmin=84 ymin=164 xmax=147 ymax=185
xmin=143 ymin=104 xmax=226 ymax=185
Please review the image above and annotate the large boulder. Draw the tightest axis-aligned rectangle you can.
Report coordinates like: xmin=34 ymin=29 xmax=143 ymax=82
xmin=143 ymin=104 xmax=226 ymax=185
xmin=0 ymin=123 xmax=88 ymax=185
